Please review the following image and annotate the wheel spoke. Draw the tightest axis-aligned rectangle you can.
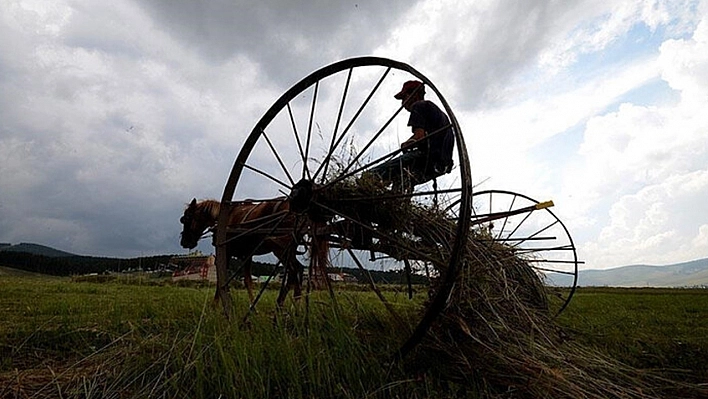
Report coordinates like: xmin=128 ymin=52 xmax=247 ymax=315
xmin=515 ymin=245 xmax=575 ymax=253
xmin=531 ymin=265 xmax=577 ymax=274
xmin=320 ymin=146 xmax=402 ymax=190
xmin=403 ymin=259 xmax=413 ymax=299
xmin=481 ymin=236 xmax=555 ymax=242
xmin=324 ymin=126 xmax=457 ymax=194
xmin=304 ymin=247 xmax=313 ymax=325
xmin=510 ymin=220 xmax=560 ymax=248
xmin=344 ymin=245 xmax=404 ymax=323
xmin=503 ymin=208 xmax=535 ymax=240
xmin=243 ymin=260 xmax=283 ymax=322
xmin=286 ymin=103 xmax=308 ymax=180
xmin=318 ymin=67 xmax=353 ymax=183
xmin=303 ymin=80 xmax=319 ymax=181
xmin=445 ymin=197 xmax=463 ymax=216
xmin=262 ymin=129 xmax=295 ymax=187
xmin=221 ymin=211 xmax=289 ymax=245
xmin=322 ymin=121 xmax=450 ymax=191
xmin=241 ymin=162 xmax=292 ymax=191
xmin=496 ymin=194 xmax=517 ymax=241
xmin=340 ymin=104 xmax=407 ymax=177
xmin=313 ymin=67 xmax=391 ymax=182
xmin=219 ymin=213 xmax=300 ymax=291
xmin=488 ymin=191 xmax=493 ymax=219
xmin=222 ymin=261 xmax=246 ymax=297
xmin=313 ymin=200 xmax=443 ymax=266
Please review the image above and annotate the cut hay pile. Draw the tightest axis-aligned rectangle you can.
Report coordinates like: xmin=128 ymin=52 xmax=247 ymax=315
xmin=416 ymin=238 xmax=663 ymax=399
xmin=323 ymin=176 xmax=706 ymax=399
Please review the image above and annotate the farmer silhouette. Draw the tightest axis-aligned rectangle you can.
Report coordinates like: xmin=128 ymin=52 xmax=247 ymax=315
xmin=369 ymin=80 xmax=454 ymax=190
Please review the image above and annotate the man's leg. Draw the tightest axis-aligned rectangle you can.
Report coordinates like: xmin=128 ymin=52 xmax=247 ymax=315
xmin=368 ymin=151 xmax=426 ymax=188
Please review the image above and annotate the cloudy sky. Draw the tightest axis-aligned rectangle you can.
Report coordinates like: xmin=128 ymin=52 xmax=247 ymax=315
xmin=1 ymin=0 xmax=706 ymax=270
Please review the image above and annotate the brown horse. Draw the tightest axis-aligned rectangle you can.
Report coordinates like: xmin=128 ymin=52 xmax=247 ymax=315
xmin=179 ymin=198 xmax=310 ymax=306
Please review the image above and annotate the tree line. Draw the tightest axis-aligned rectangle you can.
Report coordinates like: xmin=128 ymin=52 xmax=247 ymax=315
xmin=1 ymin=251 xmax=429 ymax=284
xmin=0 ymin=251 xmax=173 ymax=276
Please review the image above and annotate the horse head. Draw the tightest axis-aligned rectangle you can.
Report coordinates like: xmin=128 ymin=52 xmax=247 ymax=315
xmin=179 ymin=198 xmax=219 ymax=249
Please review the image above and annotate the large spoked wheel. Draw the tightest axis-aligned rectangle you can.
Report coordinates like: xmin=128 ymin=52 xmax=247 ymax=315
xmin=214 ymin=57 xmax=472 ymax=358
xmin=470 ymin=190 xmax=579 ymax=315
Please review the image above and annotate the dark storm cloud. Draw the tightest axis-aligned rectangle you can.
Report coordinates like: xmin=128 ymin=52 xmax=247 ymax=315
xmin=136 ymin=0 xmax=412 ymax=86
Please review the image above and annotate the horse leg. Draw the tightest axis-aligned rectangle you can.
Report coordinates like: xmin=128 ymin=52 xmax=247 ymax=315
xmin=275 ymin=242 xmax=300 ymax=307
xmin=243 ymin=257 xmax=255 ymax=304
xmin=214 ymin=251 xmax=227 ymax=304
xmin=213 ymin=247 xmax=234 ymax=319
xmin=276 ymin=260 xmax=290 ymax=307
xmin=291 ymin=258 xmax=304 ymax=301
xmin=277 ymin=259 xmax=304 ymax=306
xmin=283 ymin=241 xmax=305 ymax=303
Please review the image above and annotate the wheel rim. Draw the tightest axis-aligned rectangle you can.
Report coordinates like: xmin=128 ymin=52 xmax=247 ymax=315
xmin=470 ymin=189 xmax=579 ymax=315
xmin=215 ymin=57 xmax=473 ymax=357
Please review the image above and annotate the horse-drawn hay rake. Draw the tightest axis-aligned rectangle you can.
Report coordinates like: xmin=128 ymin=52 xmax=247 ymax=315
xmin=182 ymin=57 xmax=579 ymax=359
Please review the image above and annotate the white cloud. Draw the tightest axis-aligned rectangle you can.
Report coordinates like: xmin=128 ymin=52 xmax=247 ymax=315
xmin=569 ymin=8 xmax=708 ymax=268
xmin=583 ymin=170 xmax=708 ymax=267
xmin=382 ymin=0 xmax=708 ymax=269
xmin=0 ymin=0 xmax=706 ymax=266
xmin=538 ymin=0 xmax=697 ymax=71
xmin=660 ymin=18 xmax=708 ymax=105
xmin=692 ymin=224 xmax=708 ymax=247
xmin=465 ymin=59 xmax=660 ymax=191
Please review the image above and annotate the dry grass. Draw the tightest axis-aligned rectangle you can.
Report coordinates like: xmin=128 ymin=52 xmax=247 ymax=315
xmin=324 ymin=174 xmax=708 ymax=398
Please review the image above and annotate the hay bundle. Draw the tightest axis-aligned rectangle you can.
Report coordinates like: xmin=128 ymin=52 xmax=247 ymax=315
xmin=324 ymin=175 xmax=704 ymax=398
xmin=404 ymin=202 xmax=702 ymax=399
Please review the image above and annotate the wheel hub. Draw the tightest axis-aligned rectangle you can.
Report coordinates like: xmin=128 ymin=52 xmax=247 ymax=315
xmin=289 ymin=179 xmax=314 ymax=214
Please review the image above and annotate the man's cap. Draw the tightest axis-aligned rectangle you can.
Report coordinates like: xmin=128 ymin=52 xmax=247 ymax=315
xmin=394 ymin=80 xmax=425 ymax=99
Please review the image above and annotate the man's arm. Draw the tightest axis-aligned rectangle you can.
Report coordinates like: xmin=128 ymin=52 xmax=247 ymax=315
xmin=401 ymin=127 xmax=426 ymax=149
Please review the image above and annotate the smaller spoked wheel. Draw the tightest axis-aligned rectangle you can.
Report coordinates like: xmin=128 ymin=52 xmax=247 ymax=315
xmin=470 ymin=190 xmax=579 ymax=315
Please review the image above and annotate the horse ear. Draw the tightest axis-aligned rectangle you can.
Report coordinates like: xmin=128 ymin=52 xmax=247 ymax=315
xmin=190 ymin=198 xmax=197 ymax=206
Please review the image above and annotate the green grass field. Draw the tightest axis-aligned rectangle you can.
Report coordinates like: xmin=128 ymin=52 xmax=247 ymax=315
xmin=557 ymin=287 xmax=708 ymax=380
xmin=1 ymin=272 xmax=707 ymax=398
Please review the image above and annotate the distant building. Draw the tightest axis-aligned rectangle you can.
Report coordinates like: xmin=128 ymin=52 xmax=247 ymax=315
xmin=0 ymin=243 xmax=11 ymax=251
xmin=171 ymin=254 xmax=216 ymax=282
xmin=342 ymin=273 xmax=358 ymax=283
xmin=303 ymin=269 xmax=357 ymax=284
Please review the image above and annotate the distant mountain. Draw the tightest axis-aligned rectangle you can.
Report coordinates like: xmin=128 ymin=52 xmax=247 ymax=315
xmin=0 ymin=242 xmax=77 ymax=257
xmin=547 ymin=258 xmax=708 ymax=288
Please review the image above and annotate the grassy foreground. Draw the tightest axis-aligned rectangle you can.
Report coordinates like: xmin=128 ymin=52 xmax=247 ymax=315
xmin=556 ymin=287 xmax=708 ymax=382
xmin=0 ymin=274 xmax=433 ymax=398
xmin=1 ymin=274 xmax=707 ymax=398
